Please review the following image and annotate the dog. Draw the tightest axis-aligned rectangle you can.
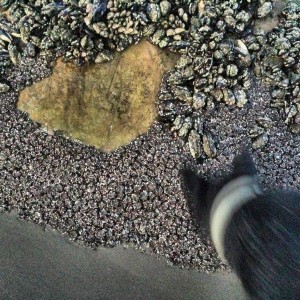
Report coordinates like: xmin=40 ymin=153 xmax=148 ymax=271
xmin=182 ymin=151 xmax=300 ymax=299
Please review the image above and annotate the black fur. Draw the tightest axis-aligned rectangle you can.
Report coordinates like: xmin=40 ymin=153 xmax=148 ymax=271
xmin=182 ymin=151 xmax=300 ymax=299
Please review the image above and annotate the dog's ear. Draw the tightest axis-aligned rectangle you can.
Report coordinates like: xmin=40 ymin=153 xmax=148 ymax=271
xmin=181 ymin=169 xmax=210 ymax=226
xmin=232 ymin=150 xmax=257 ymax=178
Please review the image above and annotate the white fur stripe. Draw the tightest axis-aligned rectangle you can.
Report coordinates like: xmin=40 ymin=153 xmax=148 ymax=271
xmin=210 ymin=175 xmax=262 ymax=262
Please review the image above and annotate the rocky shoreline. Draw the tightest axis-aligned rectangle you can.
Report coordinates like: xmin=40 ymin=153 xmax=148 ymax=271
xmin=0 ymin=0 xmax=300 ymax=273
xmin=1 ymin=54 xmax=300 ymax=272
xmin=1 ymin=1 xmax=299 ymax=156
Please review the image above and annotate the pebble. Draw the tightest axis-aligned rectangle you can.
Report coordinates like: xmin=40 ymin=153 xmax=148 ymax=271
xmin=252 ymin=133 xmax=269 ymax=149
xmin=203 ymin=134 xmax=217 ymax=158
xmin=160 ymin=1 xmax=172 ymax=16
xmin=147 ymin=4 xmax=161 ymax=23
xmin=193 ymin=92 xmax=206 ymax=109
xmin=24 ymin=43 xmax=37 ymax=58
xmin=178 ymin=117 xmax=192 ymax=137
xmin=258 ymin=2 xmax=273 ymax=18
xmin=95 ymin=50 xmax=114 ymax=63
xmin=233 ymin=87 xmax=248 ymax=108
xmin=226 ymin=64 xmax=238 ymax=77
xmin=0 ymin=83 xmax=10 ymax=93
xmin=175 ymin=28 xmax=185 ymax=34
xmin=166 ymin=29 xmax=175 ymax=36
xmin=188 ymin=130 xmax=202 ymax=159
xmin=222 ymin=89 xmax=236 ymax=106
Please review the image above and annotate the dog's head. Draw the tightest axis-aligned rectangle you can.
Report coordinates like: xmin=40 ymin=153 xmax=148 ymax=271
xmin=182 ymin=151 xmax=300 ymax=299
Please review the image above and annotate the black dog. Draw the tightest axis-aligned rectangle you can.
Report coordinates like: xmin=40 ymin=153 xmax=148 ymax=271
xmin=182 ymin=151 xmax=300 ymax=299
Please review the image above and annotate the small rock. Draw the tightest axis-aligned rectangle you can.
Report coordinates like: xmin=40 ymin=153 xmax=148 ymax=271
xmin=166 ymin=29 xmax=175 ymax=36
xmin=158 ymin=38 xmax=169 ymax=48
xmin=93 ymin=22 xmax=106 ymax=34
xmin=203 ymin=133 xmax=217 ymax=157
xmin=233 ymin=86 xmax=247 ymax=107
xmin=160 ymin=1 xmax=171 ymax=16
xmin=285 ymin=105 xmax=298 ymax=124
xmin=0 ymin=82 xmax=10 ymax=93
xmin=222 ymin=89 xmax=236 ymax=106
xmin=193 ymin=92 xmax=206 ymax=109
xmin=193 ymin=117 xmax=204 ymax=135
xmin=188 ymin=130 xmax=202 ymax=159
xmin=178 ymin=8 xmax=184 ymax=17
xmin=180 ymin=65 xmax=194 ymax=81
xmin=294 ymin=112 xmax=300 ymax=125
xmin=271 ymin=88 xmax=285 ymax=99
xmin=25 ymin=42 xmax=37 ymax=57
xmin=258 ymin=2 xmax=273 ymax=18
xmin=182 ymin=13 xmax=189 ymax=23
xmin=249 ymin=125 xmax=264 ymax=139
xmin=252 ymin=133 xmax=269 ymax=149
xmin=215 ymin=76 xmax=227 ymax=88
xmin=175 ymin=28 xmax=185 ymax=35
xmin=255 ymin=116 xmax=273 ymax=128
xmin=143 ymin=24 xmax=157 ymax=37
xmin=290 ymin=124 xmax=300 ymax=134
xmin=292 ymin=86 xmax=299 ymax=98
xmin=226 ymin=64 xmax=238 ymax=77
xmin=212 ymin=89 xmax=223 ymax=102
xmin=173 ymin=86 xmax=193 ymax=104
xmin=178 ymin=117 xmax=192 ymax=137
xmin=274 ymin=37 xmax=291 ymax=52
xmin=80 ymin=35 xmax=88 ymax=48
xmin=95 ymin=50 xmax=114 ymax=63
xmin=224 ymin=15 xmax=236 ymax=28
xmin=236 ymin=10 xmax=251 ymax=23
xmin=147 ymin=4 xmax=161 ymax=22
xmin=151 ymin=29 xmax=165 ymax=44
xmin=172 ymin=115 xmax=183 ymax=131
xmin=8 ymin=44 xmax=21 ymax=65
xmin=235 ymin=40 xmax=249 ymax=56
xmin=0 ymin=153 xmax=6 ymax=161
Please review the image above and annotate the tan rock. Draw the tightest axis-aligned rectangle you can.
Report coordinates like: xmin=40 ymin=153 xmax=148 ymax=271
xmin=17 ymin=40 xmax=178 ymax=151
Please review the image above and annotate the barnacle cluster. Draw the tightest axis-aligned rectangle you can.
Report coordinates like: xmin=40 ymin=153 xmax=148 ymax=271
xmin=1 ymin=0 xmax=298 ymax=157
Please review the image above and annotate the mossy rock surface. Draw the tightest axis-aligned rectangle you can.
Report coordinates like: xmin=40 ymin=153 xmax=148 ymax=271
xmin=18 ymin=40 xmax=178 ymax=151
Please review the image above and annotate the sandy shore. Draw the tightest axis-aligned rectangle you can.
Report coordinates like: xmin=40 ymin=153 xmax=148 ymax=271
xmin=0 ymin=212 xmax=247 ymax=300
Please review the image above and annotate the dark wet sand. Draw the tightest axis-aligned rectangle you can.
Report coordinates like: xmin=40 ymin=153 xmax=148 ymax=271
xmin=0 ymin=212 xmax=247 ymax=300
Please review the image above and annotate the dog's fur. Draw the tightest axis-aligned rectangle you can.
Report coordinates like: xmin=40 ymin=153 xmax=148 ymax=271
xmin=182 ymin=151 xmax=300 ymax=299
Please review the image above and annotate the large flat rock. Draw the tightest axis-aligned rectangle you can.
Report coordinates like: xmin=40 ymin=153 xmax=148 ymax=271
xmin=17 ymin=40 xmax=177 ymax=151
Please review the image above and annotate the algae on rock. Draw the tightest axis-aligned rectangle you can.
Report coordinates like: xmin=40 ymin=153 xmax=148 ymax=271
xmin=18 ymin=40 xmax=178 ymax=151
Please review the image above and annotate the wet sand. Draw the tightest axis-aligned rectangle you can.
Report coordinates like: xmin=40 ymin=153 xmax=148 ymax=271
xmin=0 ymin=212 xmax=247 ymax=300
